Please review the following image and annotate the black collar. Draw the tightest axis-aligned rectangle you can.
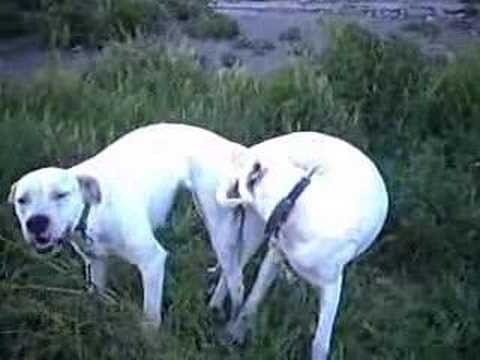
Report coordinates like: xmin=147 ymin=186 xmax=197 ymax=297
xmin=74 ymin=202 xmax=92 ymax=244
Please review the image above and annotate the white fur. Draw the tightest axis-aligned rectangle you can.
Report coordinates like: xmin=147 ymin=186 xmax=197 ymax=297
xmin=9 ymin=123 xmax=250 ymax=327
xmin=217 ymin=132 xmax=389 ymax=360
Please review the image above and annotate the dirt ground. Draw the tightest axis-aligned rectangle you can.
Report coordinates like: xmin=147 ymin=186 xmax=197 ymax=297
xmin=0 ymin=0 xmax=479 ymax=78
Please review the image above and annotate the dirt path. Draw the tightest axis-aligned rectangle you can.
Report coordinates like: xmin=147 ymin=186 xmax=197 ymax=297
xmin=0 ymin=1 xmax=479 ymax=78
xmin=211 ymin=0 xmax=477 ymax=18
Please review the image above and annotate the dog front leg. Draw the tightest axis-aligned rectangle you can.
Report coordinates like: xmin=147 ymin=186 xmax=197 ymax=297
xmin=137 ymin=244 xmax=168 ymax=328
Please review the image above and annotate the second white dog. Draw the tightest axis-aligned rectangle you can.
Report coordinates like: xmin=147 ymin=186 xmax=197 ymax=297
xmin=217 ymin=132 xmax=389 ymax=360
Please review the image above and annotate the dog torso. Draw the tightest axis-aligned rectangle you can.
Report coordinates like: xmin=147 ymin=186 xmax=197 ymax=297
xmin=70 ymin=123 xmax=244 ymax=261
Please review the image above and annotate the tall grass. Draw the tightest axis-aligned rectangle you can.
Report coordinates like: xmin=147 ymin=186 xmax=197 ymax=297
xmin=0 ymin=24 xmax=479 ymax=359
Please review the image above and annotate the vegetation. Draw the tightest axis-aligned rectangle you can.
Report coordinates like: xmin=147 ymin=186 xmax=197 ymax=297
xmin=0 ymin=23 xmax=479 ymax=359
xmin=184 ymin=12 xmax=240 ymax=40
xmin=401 ymin=20 xmax=441 ymax=39
xmin=0 ymin=0 xmax=238 ymax=46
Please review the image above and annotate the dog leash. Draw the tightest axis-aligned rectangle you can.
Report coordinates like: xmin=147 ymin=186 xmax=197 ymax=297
xmin=264 ymin=166 xmax=319 ymax=243
xmin=263 ymin=166 xmax=319 ymax=282
xmin=68 ymin=206 xmax=119 ymax=303
xmin=69 ymin=203 xmax=95 ymax=291
xmin=234 ymin=204 xmax=246 ymax=259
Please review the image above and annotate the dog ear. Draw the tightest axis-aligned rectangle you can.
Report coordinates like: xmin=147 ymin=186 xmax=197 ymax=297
xmin=7 ymin=182 xmax=17 ymax=204
xmin=77 ymin=175 xmax=102 ymax=204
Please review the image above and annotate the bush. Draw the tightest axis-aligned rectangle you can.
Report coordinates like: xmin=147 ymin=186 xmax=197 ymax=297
xmin=0 ymin=0 xmax=239 ymax=46
xmin=40 ymin=0 xmax=167 ymax=47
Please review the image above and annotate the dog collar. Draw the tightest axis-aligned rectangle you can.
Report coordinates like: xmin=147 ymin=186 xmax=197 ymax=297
xmin=75 ymin=203 xmax=91 ymax=239
xmin=264 ymin=167 xmax=318 ymax=242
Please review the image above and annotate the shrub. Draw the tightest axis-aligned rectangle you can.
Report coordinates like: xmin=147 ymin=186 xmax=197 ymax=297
xmin=40 ymin=0 xmax=167 ymax=47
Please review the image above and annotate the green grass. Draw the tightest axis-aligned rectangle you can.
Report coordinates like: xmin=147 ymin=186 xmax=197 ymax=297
xmin=1 ymin=24 xmax=479 ymax=359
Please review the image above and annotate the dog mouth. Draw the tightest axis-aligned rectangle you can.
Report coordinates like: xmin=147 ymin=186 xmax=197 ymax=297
xmin=32 ymin=227 xmax=71 ymax=255
xmin=34 ymin=241 xmax=56 ymax=254
xmin=32 ymin=235 xmax=55 ymax=254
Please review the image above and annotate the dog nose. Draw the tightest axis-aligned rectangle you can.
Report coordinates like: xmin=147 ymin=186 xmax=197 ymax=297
xmin=26 ymin=215 xmax=50 ymax=234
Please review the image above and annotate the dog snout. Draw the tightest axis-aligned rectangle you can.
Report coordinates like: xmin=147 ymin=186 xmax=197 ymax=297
xmin=26 ymin=215 xmax=50 ymax=235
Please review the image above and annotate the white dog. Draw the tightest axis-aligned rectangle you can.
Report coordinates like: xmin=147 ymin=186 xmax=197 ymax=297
xmin=217 ymin=132 xmax=389 ymax=360
xmin=8 ymin=123 xmax=255 ymax=326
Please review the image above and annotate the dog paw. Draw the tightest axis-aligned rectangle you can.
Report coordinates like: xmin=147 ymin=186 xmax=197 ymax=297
xmin=210 ymin=305 xmax=228 ymax=323
xmin=86 ymin=283 xmax=97 ymax=294
xmin=141 ymin=319 xmax=160 ymax=333
xmin=219 ymin=328 xmax=238 ymax=347
xmin=311 ymin=345 xmax=329 ymax=360
xmin=221 ymin=318 xmax=249 ymax=346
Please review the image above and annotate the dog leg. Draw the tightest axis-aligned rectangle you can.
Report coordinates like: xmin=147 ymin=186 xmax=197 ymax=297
xmin=209 ymin=274 xmax=228 ymax=314
xmin=137 ymin=242 xmax=168 ymax=328
xmin=226 ymin=245 xmax=282 ymax=343
xmin=210 ymin=217 xmax=245 ymax=320
xmin=217 ymin=249 xmax=244 ymax=321
xmin=209 ymin=211 xmax=264 ymax=315
xmin=311 ymin=273 xmax=344 ymax=360
xmin=198 ymin=190 xmax=244 ymax=320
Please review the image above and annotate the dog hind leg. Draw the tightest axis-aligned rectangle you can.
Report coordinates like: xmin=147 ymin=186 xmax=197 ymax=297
xmin=311 ymin=273 xmax=344 ymax=360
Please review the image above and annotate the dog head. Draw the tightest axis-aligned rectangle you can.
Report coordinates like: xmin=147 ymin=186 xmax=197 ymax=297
xmin=8 ymin=167 xmax=101 ymax=255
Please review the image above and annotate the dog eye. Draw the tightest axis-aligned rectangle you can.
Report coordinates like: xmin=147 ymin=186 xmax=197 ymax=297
xmin=53 ymin=192 xmax=69 ymax=200
xmin=17 ymin=196 xmax=29 ymax=205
